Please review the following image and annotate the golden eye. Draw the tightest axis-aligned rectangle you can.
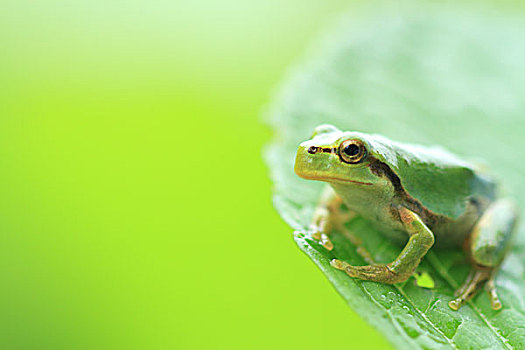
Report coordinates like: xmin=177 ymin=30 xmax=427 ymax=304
xmin=339 ymin=139 xmax=367 ymax=164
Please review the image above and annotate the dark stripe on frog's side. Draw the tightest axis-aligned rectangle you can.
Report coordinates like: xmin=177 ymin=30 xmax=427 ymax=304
xmin=368 ymin=156 xmax=448 ymax=227
xmin=312 ymin=146 xmax=480 ymax=227
xmin=310 ymin=146 xmax=449 ymax=225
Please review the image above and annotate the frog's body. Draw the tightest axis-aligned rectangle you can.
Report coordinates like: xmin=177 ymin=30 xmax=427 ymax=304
xmin=328 ymin=132 xmax=496 ymax=247
xmin=294 ymin=124 xmax=518 ymax=310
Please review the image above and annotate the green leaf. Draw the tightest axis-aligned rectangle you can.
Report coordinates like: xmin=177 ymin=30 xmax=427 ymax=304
xmin=414 ymin=271 xmax=436 ymax=289
xmin=266 ymin=4 xmax=525 ymax=349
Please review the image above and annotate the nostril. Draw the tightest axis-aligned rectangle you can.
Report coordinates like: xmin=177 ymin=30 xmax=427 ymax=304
xmin=308 ymin=146 xmax=318 ymax=154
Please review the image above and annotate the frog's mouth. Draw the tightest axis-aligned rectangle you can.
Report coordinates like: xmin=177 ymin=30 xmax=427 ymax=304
xmin=296 ymin=173 xmax=373 ymax=186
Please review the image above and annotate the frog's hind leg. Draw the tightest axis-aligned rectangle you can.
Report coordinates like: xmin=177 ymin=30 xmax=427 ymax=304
xmin=449 ymin=199 xmax=518 ymax=311
xmin=449 ymin=268 xmax=493 ymax=310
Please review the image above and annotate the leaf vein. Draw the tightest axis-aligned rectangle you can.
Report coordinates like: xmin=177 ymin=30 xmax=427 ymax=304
xmin=426 ymin=252 xmax=512 ymax=349
xmin=395 ymin=285 xmax=459 ymax=349
xmin=357 ymin=282 xmax=422 ymax=348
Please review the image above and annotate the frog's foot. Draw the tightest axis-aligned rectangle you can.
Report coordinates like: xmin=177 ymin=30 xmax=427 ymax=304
xmin=485 ymin=275 xmax=502 ymax=310
xmin=329 ymin=209 xmax=434 ymax=285
xmin=330 ymin=259 xmax=409 ymax=284
xmin=311 ymin=231 xmax=334 ymax=251
xmin=309 ymin=209 xmax=354 ymax=251
xmin=449 ymin=267 xmax=501 ymax=310
xmin=309 ymin=188 xmax=350 ymax=251
xmin=453 ymin=268 xmax=476 ymax=297
xmin=450 ymin=199 xmax=518 ymax=311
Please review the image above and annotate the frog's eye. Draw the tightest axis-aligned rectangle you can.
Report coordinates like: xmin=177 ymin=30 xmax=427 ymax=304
xmin=339 ymin=139 xmax=367 ymax=164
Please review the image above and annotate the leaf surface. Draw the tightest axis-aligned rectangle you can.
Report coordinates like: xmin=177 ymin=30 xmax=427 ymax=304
xmin=266 ymin=4 xmax=525 ymax=349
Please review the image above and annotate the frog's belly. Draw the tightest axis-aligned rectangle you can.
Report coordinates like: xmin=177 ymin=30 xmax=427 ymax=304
xmin=363 ymin=203 xmax=482 ymax=248
xmin=428 ymin=199 xmax=485 ymax=248
xmin=430 ymin=218 xmax=478 ymax=248
xmin=368 ymin=218 xmax=475 ymax=248
xmin=359 ymin=210 xmax=409 ymax=245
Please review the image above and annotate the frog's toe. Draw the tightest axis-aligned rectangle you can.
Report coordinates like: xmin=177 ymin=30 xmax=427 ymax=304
xmin=453 ymin=269 xmax=476 ymax=297
xmin=448 ymin=298 xmax=464 ymax=311
xmin=310 ymin=231 xmax=333 ymax=250
xmin=448 ymin=267 xmax=497 ymax=311
xmin=489 ymin=294 xmax=502 ymax=310
xmin=330 ymin=259 xmax=347 ymax=270
xmin=330 ymin=260 xmax=408 ymax=283
xmin=485 ymin=277 xmax=502 ymax=310
xmin=320 ymin=233 xmax=334 ymax=250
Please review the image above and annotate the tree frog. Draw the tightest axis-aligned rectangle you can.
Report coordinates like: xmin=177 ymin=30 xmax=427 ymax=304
xmin=294 ymin=124 xmax=518 ymax=310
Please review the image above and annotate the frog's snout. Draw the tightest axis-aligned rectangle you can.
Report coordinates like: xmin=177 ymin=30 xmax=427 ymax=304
xmin=294 ymin=141 xmax=336 ymax=180
xmin=294 ymin=144 xmax=310 ymax=178
xmin=294 ymin=143 xmax=316 ymax=178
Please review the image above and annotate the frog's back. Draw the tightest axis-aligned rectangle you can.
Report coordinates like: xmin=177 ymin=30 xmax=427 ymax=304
xmin=364 ymin=134 xmax=497 ymax=220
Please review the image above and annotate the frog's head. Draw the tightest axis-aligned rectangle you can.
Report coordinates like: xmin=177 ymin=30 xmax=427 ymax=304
xmin=294 ymin=124 xmax=390 ymax=189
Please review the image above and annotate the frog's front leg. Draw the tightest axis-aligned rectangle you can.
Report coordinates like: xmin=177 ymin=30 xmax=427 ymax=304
xmin=331 ymin=207 xmax=435 ymax=284
xmin=309 ymin=186 xmax=346 ymax=251
xmin=449 ymin=199 xmax=518 ymax=310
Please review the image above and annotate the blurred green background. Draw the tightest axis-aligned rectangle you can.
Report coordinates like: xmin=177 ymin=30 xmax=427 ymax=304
xmin=1 ymin=0 xmax=391 ymax=349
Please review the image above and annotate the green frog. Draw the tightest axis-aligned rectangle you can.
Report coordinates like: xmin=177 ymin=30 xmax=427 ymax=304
xmin=294 ymin=124 xmax=518 ymax=310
